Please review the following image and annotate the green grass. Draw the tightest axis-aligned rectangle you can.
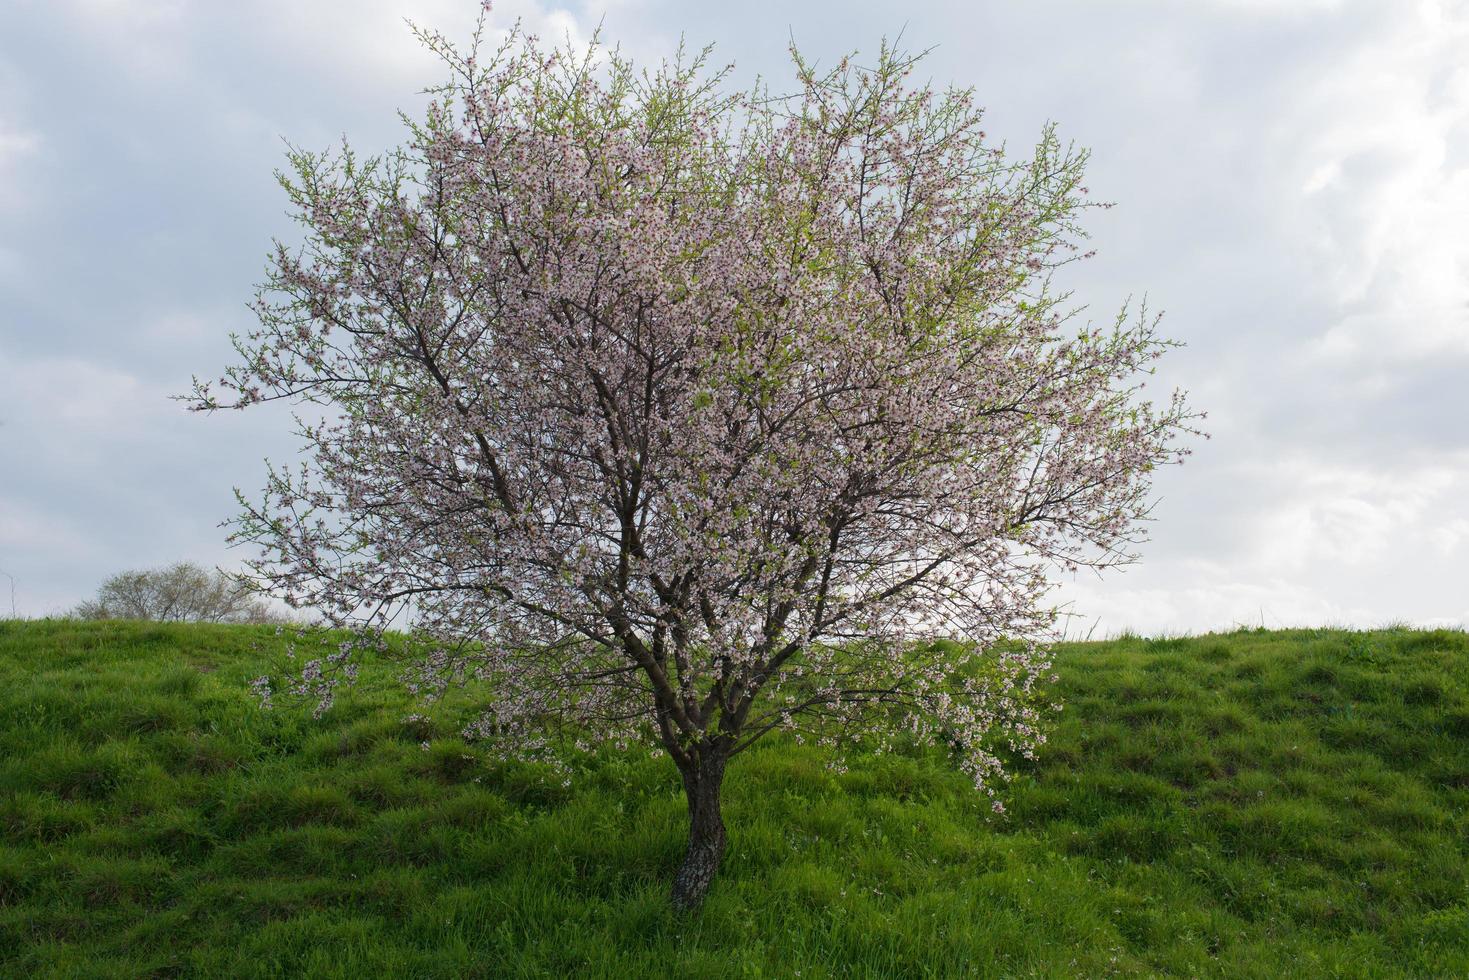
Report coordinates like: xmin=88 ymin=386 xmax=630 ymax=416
xmin=1 ymin=620 xmax=1466 ymax=977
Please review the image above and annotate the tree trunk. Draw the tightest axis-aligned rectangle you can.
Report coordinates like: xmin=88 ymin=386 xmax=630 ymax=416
xmin=671 ymin=750 xmax=727 ymax=911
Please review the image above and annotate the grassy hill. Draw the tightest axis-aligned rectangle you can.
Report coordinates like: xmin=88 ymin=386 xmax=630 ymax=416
xmin=1 ymin=620 xmax=1466 ymax=977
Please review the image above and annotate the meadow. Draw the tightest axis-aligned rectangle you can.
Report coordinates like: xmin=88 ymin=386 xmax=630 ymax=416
xmin=1 ymin=619 xmax=1465 ymax=977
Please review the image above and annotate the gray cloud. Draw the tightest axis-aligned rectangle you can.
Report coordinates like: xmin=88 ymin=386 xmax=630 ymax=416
xmin=1 ymin=0 xmax=1465 ymax=631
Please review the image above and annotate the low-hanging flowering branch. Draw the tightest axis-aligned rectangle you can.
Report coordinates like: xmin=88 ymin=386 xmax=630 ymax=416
xmin=192 ymin=9 xmax=1200 ymax=909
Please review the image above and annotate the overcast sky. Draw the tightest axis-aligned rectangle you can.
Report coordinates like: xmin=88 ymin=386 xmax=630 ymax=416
xmin=1 ymin=0 xmax=1466 ymax=633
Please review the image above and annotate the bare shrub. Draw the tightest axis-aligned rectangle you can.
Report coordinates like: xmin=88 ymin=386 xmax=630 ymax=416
xmin=73 ymin=562 xmax=285 ymax=624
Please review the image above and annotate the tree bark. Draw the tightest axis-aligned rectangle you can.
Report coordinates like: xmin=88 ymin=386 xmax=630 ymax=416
xmin=670 ymin=749 xmax=728 ymax=911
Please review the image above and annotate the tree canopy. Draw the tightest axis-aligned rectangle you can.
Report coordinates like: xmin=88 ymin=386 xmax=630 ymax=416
xmin=74 ymin=562 xmax=281 ymax=625
xmin=194 ymin=14 xmax=1197 ymax=907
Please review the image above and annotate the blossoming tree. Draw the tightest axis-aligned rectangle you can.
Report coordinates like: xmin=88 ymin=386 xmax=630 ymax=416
xmin=194 ymin=17 xmax=1196 ymax=908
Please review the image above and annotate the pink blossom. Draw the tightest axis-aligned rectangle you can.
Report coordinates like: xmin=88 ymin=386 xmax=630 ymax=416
xmin=195 ymin=19 xmax=1200 ymax=908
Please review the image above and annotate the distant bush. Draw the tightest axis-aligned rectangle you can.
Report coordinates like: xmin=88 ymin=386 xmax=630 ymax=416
xmin=72 ymin=562 xmax=285 ymax=624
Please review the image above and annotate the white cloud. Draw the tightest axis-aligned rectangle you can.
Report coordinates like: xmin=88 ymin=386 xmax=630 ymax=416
xmin=0 ymin=351 xmax=167 ymax=433
xmin=1436 ymin=517 xmax=1469 ymax=555
xmin=48 ymin=0 xmax=588 ymax=92
xmin=1285 ymin=2 xmax=1469 ymax=362
xmin=244 ymin=0 xmax=587 ymax=86
xmin=1201 ymin=0 xmax=1348 ymax=12
xmin=1056 ymin=452 xmax=1469 ymax=634
xmin=0 ymin=495 xmax=95 ymax=561
xmin=47 ymin=0 xmax=191 ymax=81
xmin=0 ymin=122 xmax=37 ymax=158
xmin=1249 ymin=459 xmax=1462 ymax=571
xmin=1055 ymin=573 xmax=1380 ymax=639
xmin=140 ymin=309 xmax=222 ymax=345
xmin=0 ymin=119 xmax=40 ymax=212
